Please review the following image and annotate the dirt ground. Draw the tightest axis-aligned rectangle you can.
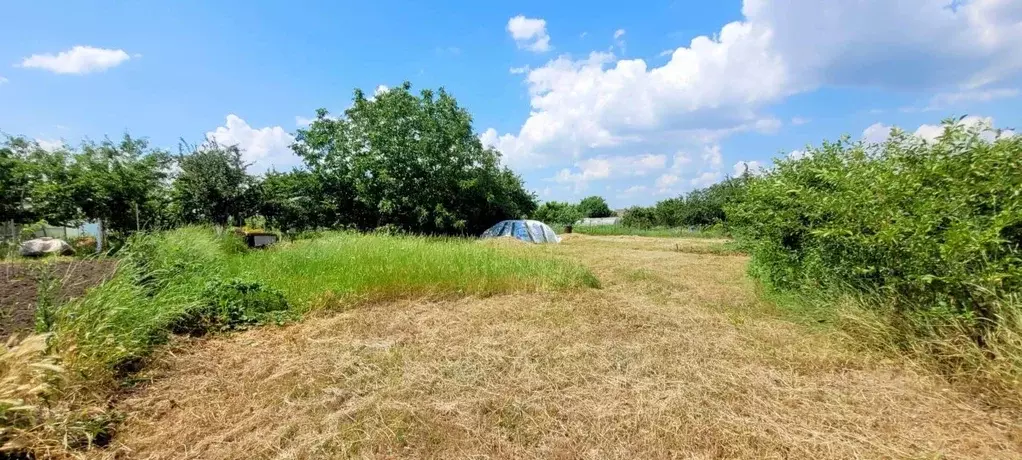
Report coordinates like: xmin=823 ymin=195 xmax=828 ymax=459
xmin=0 ymin=259 xmax=118 ymax=339
xmin=98 ymin=235 xmax=1021 ymax=459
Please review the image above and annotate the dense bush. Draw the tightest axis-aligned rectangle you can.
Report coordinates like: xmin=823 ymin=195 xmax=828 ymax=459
xmin=727 ymin=121 xmax=1022 ymax=337
xmin=620 ymin=206 xmax=658 ymax=228
xmin=172 ymin=278 xmax=292 ymax=335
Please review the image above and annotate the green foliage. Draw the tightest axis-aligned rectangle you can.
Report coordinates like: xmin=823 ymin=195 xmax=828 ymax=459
xmin=531 ymin=201 xmax=582 ymax=226
xmin=727 ymin=120 xmax=1022 ymax=338
xmin=622 ymin=177 xmax=748 ymax=230
xmin=577 ymin=196 xmax=613 ymax=218
xmin=3 ymin=83 xmax=536 ymax=238
xmin=620 ymin=206 xmax=658 ymax=229
xmin=72 ymin=135 xmax=173 ymax=234
xmin=172 ymin=278 xmax=292 ymax=335
xmin=293 ymin=82 xmax=536 ymax=234
xmin=172 ymin=141 xmax=256 ymax=226
xmin=216 ymin=231 xmax=249 ymax=255
xmin=257 ymin=169 xmax=337 ymax=234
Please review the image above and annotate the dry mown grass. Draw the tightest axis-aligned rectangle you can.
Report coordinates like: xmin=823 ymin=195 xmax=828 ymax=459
xmin=96 ymin=235 xmax=1021 ymax=459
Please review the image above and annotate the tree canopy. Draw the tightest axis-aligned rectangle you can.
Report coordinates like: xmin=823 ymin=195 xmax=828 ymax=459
xmin=1 ymin=82 xmax=538 ymax=241
xmin=577 ymin=196 xmax=613 ymax=218
xmin=292 ymin=82 xmax=536 ymax=234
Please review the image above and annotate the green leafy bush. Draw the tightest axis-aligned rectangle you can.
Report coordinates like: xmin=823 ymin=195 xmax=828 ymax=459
xmin=620 ymin=177 xmax=748 ymax=230
xmin=531 ymin=201 xmax=583 ymax=226
xmin=172 ymin=278 xmax=292 ymax=335
xmin=727 ymin=120 xmax=1022 ymax=337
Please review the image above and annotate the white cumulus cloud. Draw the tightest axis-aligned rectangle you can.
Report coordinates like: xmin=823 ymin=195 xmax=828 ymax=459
xmin=486 ymin=0 xmax=1022 ymax=177
xmin=552 ymin=153 xmax=668 ymax=191
xmin=35 ymin=139 xmax=65 ymax=152
xmin=507 ymin=15 xmax=551 ymax=52
xmin=20 ymin=46 xmax=131 ymax=74
xmin=862 ymin=115 xmax=1012 ymax=145
xmin=691 ymin=172 xmax=722 ymax=188
xmin=733 ymin=160 xmax=765 ymax=176
xmin=655 ymin=173 xmax=679 ymax=192
xmin=926 ymin=88 xmax=1019 ymax=109
xmin=207 ymin=115 xmax=297 ymax=173
xmin=0 ymin=76 xmax=8 ymax=85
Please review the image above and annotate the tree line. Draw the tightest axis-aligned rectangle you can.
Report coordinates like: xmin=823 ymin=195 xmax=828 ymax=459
xmin=1 ymin=83 xmax=537 ymax=241
xmin=619 ymin=176 xmax=749 ymax=230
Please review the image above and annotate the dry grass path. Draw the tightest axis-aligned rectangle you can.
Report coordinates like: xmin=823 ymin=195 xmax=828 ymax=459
xmin=99 ymin=235 xmax=1021 ymax=459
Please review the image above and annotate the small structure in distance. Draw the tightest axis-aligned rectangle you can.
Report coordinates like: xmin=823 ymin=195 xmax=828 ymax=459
xmin=577 ymin=217 xmax=620 ymax=226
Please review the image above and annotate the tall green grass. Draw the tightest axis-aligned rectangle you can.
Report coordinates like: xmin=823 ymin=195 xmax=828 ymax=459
xmin=569 ymin=224 xmax=726 ymax=238
xmin=226 ymin=233 xmax=598 ymax=307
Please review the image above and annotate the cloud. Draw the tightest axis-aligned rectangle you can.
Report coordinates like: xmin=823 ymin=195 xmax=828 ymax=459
xmin=509 ymin=65 xmax=531 ymax=74
xmin=926 ymin=88 xmax=1019 ymax=109
xmin=486 ymin=0 xmax=1022 ymax=173
xmin=621 ymin=185 xmax=648 ymax=195
xmin=207 ymin=115 xmax=297 ymax=173
xmin=862 ymin=122 xmax=893 ymax=145
xmin=791 ymin=116 xmax=810 ymax=125
xmin=691 ymin=172 xmax=721 ymax=188
xmin=20 ymin=46 xmax=131 ymax=74
xmin=733 ymin=160 xmax=764 ymax=176
xmin=788 ymin=149 xmax=808 ymax=160
xmin=862 ymin=115 xmax=1012 ymax=145
xmin=552 ymin=153 xmax=668 ymax=190
xmin=0 ymin=76 xmax=7 ymax=85
xmin=295 ymin=116 xmax=314 ymax=127
xmin=613 ymin=29 xmax=627 ymax=52
xmin=507 ymin=15 xmax=551 ymax=52
xmin=655 ymin=173 xmax=679 ymax=192
xmin=35 ymin=139 xmax=64 ymax=152
xmin=701 ymin=145 xmax=723 ymax=168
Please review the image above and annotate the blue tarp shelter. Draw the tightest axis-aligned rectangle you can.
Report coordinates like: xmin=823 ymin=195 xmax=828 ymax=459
xmin=481 ymin=220 xmax=560 ymax=244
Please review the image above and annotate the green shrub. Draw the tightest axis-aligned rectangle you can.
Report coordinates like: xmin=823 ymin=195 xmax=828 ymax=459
xmin=172 ymin=278 xmax=292 ymax=335
xmin=727 ymin=120 xmax=1022 ymax=338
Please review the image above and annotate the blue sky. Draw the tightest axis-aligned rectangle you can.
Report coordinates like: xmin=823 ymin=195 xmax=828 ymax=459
xmin=2 ymin=0 xmax=1020 ymax=208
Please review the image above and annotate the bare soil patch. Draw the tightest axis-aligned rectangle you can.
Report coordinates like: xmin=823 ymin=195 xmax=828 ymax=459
xmin=96 ymin=236 xmax=1021 ymax=459
xmin=0 ymin=259 xmax=118 ymax=339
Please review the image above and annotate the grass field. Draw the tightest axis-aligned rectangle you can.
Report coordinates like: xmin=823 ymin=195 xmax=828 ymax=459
xmin=2 ymin=228 xmax=598 ymax=456
xmin=94 ymin=234 xmax=1021 ymax=459
xmin=569 ymin=224 xmax=725 ymax=238
xmin=225 ymin=233 xmax=598 ymax=308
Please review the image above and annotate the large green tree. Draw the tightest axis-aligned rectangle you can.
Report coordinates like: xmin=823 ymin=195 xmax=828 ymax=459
xmin=72 ymin=135 xmax=172 ymax=234
xmin=532 ymin=201 xmax=582 ymax=226
xmin=577 ymin=195 xmax=613 ymax=218
xmin=0 ymin=137 xmax=44 ymax=225
xmin=257 ymin=169 xmax=336 ymax=234
xmin=0 ymin=137 xmax=81 ymax=227
xmin=172 ymin=142 xmax=255 ymax=226
xmin=292 ymin=82 xmax=536 ymax=234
